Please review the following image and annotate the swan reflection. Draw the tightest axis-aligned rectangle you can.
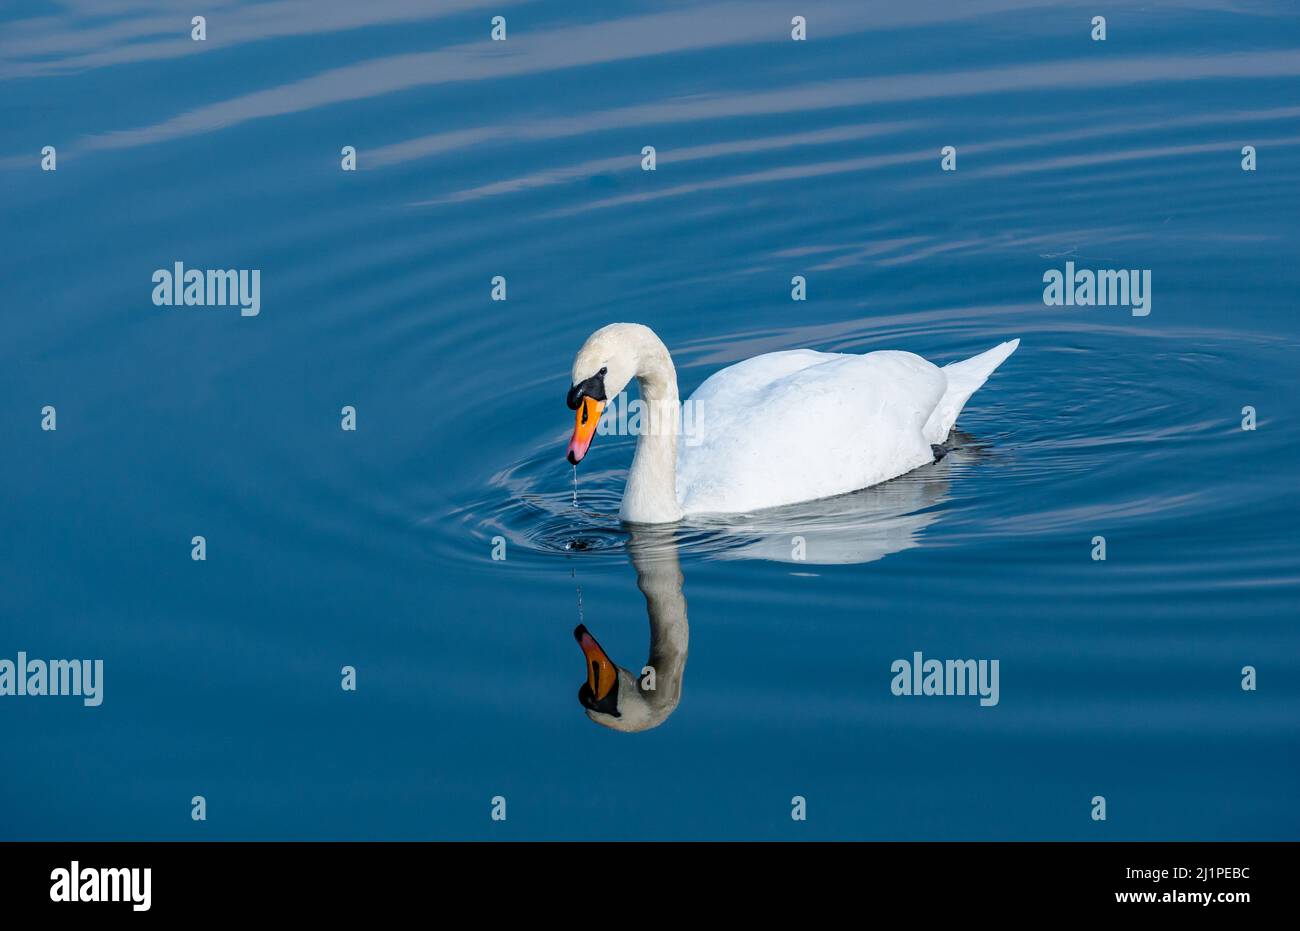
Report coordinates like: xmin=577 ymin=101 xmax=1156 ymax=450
xmin=573 ymin=438 xmax=981 ymax=730
xmin=576 ymin=525 xmax=688 ymax=732
xmin=696 ymin=433 xmax=980 ymax=565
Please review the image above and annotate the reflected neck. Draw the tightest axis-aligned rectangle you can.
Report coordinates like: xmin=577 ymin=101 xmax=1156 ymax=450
xmin=630 ymin=530 xmax=689 ymax=721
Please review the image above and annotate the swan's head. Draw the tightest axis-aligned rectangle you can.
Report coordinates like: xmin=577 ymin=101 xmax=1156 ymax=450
xmin=573 ymin=624 xmax=668 ymax=732
xmin=565 ymin=324 xmax=645 ymax=464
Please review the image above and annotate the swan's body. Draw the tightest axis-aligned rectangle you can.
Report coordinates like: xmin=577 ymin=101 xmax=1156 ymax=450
xmin=566 ymin=323 xmax=1019 ymax=524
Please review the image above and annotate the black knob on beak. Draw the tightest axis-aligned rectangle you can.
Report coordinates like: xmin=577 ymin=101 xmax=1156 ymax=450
xmin=567 ymin=371 xmax=608 ymax=410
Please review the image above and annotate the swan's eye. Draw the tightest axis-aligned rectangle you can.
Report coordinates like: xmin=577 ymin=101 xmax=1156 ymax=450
xmin=599 ymin=366 xmax=607 ymax=376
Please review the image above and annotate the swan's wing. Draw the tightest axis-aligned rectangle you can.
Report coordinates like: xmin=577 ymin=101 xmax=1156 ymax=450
xmin=678 ymin=350 xmax=946 ymax=514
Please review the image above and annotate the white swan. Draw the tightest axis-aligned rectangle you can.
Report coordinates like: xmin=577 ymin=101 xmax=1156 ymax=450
xmin=565 ymin=323 xmax=1020 ymax=524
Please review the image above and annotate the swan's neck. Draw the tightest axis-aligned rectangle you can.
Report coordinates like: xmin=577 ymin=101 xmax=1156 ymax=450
xmin=620 ymin=334 xmax=683 ymax=524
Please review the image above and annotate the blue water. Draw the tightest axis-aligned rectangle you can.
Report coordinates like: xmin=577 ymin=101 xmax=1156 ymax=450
xmin=2 ymin=1 xmax=1298 ymax=840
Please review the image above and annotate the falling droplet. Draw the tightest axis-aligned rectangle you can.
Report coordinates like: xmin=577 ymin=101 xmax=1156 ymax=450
xmin=573 ymin=569 xmax=584 ymax=626
xmin=572 ymin=465 xmax=578 ymax=507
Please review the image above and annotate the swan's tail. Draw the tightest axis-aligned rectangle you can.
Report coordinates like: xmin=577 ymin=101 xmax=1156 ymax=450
xmin=925 ymin=339 xmax=1021 ymax=442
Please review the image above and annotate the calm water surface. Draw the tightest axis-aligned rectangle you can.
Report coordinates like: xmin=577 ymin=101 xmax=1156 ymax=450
xmin=2 ymin=1 xmax=1298 ymax=839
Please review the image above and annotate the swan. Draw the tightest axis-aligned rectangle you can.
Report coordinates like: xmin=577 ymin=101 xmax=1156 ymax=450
xmin=566 ymin=323 xmax=1019 ymax=524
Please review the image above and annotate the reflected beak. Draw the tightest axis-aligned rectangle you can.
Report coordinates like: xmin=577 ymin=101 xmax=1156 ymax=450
xmin=566 ymin=396 xmax=605 ymax=465
xmin=574 ymin=624 xmax=617 ymax=703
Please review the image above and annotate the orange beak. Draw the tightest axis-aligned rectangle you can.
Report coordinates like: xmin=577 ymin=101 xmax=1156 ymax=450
xmin=575 ymin=625 xmax=617 ymax=702
xmin=566 ymin=396 xmax=605 ymax=465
